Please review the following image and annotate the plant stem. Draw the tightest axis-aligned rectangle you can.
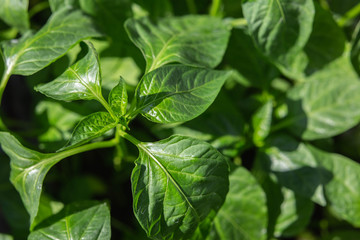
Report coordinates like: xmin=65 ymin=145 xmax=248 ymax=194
xmin=29 ymin=1 xmax=50 ymax=18
xmin=97 ymin=95 xmax=117 ymax=120
xmin=0 ymin=67 xmax=12 ymax=107
xmin=56 ymin=138 xmax=118 ymax=159
xmin=117 ymin=129 xmax=141 ymax=146
xmin=186 ymin=0 xmax=197 ymax=14
xmin=338 ymin=3 xmax=360 ymax=27
xmin=209 ymin=0 xmax=222 ymax=17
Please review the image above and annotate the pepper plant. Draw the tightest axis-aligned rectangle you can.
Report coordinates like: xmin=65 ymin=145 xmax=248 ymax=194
xmin=1 ymin=0 xmax=360 ymax=240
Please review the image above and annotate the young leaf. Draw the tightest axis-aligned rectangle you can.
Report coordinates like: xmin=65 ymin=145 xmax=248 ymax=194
xmin=263 ymin=134 xmax=360 ymax=227
xmin=252 ymin=100 xmax=273 ymax=147
xmin=2 ymin=7 xmax=101 ymax=76
xmin=0 ymin=132 xmax=64 ymax=225
xmin=132 ymin=65 xmax=231 ymax=123
xmin=61 ymin=112 xmax=116 ymax=150
xmin=28 ymin=201 xmax=111 ymax=240
xmin=208 ymin=167 xmax=268 ymax=240
xmin=35 ymin=41 xmax=103 ymax=102
xmin=242 ymin=0 xmax=315 ymax=78
xmin=125 ymin=16 xmax=231 ymax=72
xmin=284 ymin=56 xmax=360 ymax=140
xmin=108 ymin=77 xmax=128 ymax=117
xmin=131 ymin=135 xmax=229 ymax=239
xmin=0 ymin=0 xmax=29 ymax=32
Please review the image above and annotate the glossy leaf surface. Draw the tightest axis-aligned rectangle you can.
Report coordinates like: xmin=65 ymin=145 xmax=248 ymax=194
xmin=2 ymin=7 xmax=101 ymax=76
xmin=0 ymin=132 xmax=63 ymax=225
xmin=62 ymin=112 xmax=116 ymax=150
xmin=133 ymin=65 xmax=230 ymax=123
xmin=263 ymin=135 xmax=360 ymax=226
xmin=125 ymin=16 xmax=231 ymax=72
xmin=0 ymin=0 xmax=29 ymax=32
xmin=108 ymin=77 xmax=128 ymax=117
xmin=209 ymin=167 xmax=267 ymax=240
xmin=28 ymin=201 xmax=110 ymax=240
xmin=285 ymin=57 xmax=360 ymax=140
xmin=131 ymin=135 xmax=229 ymax=239
xmin=242 ymin=0 xmax=315 ymax=78
xmin=35 ymin=41 xmax=103 ymax=102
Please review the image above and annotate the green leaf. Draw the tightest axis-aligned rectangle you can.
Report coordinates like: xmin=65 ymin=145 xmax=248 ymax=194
xmin=125 ymin=16 xmax=231 ymax=72
xmin=0 ymin=0 xmax=29 ymax=32
xmin=351 ymin=21 xmax=360 ymax=75
xmin=28 ymin=201 xmax=111 ymax=240
xmin=225 ymin=27 xmax=279 ymax=88
xmin=49 ymin=0 xmax=79 ymax=12
xmin=132 ymin=65 xmax=231 ymax=123
xmin=131 ymin=135 xmax=229 ymax=239
xmin=108 ymin=77 xmax=128 ymax=117
xmin=252 ymin=100 xmax=273 ymax=147
xmin=0 ymin=132 xmax=64 ymax=226
xmin=61 ymin=112 xmax=116 ymax=150
xmin=253 ymin=160 xmax=314 ymax=238
xmin=284 ymin=56 xmax=360 ymax=140
xmin=263 ymin=134 xmax=360 ymax=226
xmin=2 ymin=7 xmax=101 ymax=76
xmin=35 ymin=41 xmax=103 ymax=102
xmin=0 ymin=234 xmax=13 ymax=240
xmin=242 ymin=0 xmax=315 ymax=78
xmin=209 ymin=167 xmax=267 ymax=240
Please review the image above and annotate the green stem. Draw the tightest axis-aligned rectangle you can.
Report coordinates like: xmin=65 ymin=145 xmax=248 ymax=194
xmin=338 ymin=3 xmax=360 ymax=27
xmin=117 ymin=129 xmax=141 ymax=146
xmin=209 ymin=0 xmax=222 ymax=17
xmin=270 ymin=118 xmax=294 ymax=133
xmin=186 ymin=0 xmax=197 ymax=14
xmin=0 ymin=67 xmax=13 ymax=107
xmin=29 ymin=1 xmax=50 ymax=18
xmin=56 ymin=138 xmax=118 ymax=158
xmin=97 ymin=95 xmax=117 ymax=120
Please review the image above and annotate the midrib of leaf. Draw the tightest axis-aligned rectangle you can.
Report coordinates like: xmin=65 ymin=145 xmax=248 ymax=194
xmin=139 ymin=143 xmax=201 ymax=223
xmin=274 ymin=0 xmax=287 ymax=23
xmin=131 ymin=76 xmax=222 ymax=119
xmin=68 ymin=68 xmax=116 ymax=120
xmin=147 ymin=34 xmax=178 ymax=72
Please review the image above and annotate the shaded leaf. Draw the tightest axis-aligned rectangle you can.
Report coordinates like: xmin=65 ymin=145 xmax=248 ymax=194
xmin=0 ymin=132 xmax=66 ymax=225
xmin=263 ymin=134 xmax=360 ymax=226
xmin=253 ymin=160 xmax=314 ymax=238
xmin=28 ymin=201 xmax=110 ymax=240
xmin=351 ymin=21 xmax=360 ymax=75
xmin=131 ymin=135 xmax=229 ymax=239
xmin=285 ymin=56 xmax=360 ymax=140
xmin=125 ymin=16 xmax=231 ymax=72
xmin=225 ymin=27 xmax=279 ymax=88
xmin=49 ymin=0 xmax=79 ymax=12
xmin=132 ymin=65 xmax=230 ymax=123
xmin=61 ymin=112 xmax=116 ymax=150
xmin=209 ymin=167 xmax=267 ymax=240
xmin=2 ymin=7 xmax=101 ymax=76
xmin=35 ymin=41 xmax=103 ymax=102
xmin=0 ymin=0 xmax=29 ymax=32
xmin=108 ymin=77 xmax=128 ymax=117
xmin=242 ymin=0 xmax=315 ymax=78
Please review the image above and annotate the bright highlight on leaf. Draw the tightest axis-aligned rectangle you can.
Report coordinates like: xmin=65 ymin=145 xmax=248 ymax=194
xmin=132 ymin=65 xmax=231 ymax=123
xmin=131 ymin=135 xmax=229 ymax=239
xmin=28 ymin=201 xmax=111 ymax=240
xmin=125 ymin=15 xmax=231 ymax=72
xmin=2 ymin=7 xmax=101 ymax=76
